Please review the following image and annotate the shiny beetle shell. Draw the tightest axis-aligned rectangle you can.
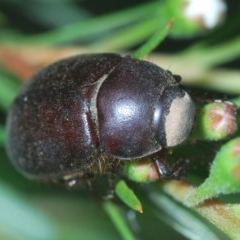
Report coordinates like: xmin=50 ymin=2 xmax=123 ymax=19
xmin=6 ymin=53 xmax=195 ymax=182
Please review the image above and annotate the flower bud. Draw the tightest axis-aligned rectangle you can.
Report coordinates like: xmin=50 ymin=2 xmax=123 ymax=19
xmin=184 ymin=0 xmax=227 ymax=29
xmin=193 ymin=101 xmax=237 ymax=141
xmin=167 ymin=0 xmax=227 ymax=37
xmin=123 ymin=159 xmax=159 ymax=183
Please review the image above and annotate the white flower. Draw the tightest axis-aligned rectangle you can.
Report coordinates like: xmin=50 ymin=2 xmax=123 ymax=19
xmin=184 ymin=0 xmax=227 ymax=29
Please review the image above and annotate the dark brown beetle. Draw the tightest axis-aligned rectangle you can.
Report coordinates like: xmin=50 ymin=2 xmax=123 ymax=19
xmin=6 ymin=53 xmax=195 ymax=186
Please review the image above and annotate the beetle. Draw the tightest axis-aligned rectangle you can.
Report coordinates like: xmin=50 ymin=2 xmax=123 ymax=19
xmin=6 ymin=53 xmax=195 ymax=187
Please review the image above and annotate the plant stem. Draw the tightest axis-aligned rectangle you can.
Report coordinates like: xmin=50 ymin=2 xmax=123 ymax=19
xmin=102 ymin=201 xmax=135 ymax=240
xmin=189 ymin=69 xmax=240 ymax=94
xmin=182 ymin=35 xmax=240 ymax=68
xmin=133 ymin=19 xmax=174 ymax=59
xmin=0 ymin=125 xmax=6 ymax=146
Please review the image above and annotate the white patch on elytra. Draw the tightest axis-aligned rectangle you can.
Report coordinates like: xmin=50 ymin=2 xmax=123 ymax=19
xmin=165 ymin=92 xmax=195 ymax=147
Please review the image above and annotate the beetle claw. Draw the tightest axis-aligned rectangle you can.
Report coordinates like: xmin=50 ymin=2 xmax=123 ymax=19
xmin=153 ymin=155 xmax=189 ymax=180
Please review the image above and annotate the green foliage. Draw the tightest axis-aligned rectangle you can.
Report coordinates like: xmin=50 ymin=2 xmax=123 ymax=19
xmin=0 ymin=181 xmax=58 ymax=240
xmin=133 ymin=19 xmax=174 ymax=59
xmin=103 ymin=201 xmax=136 ymax=240
xmin=1 ymin=0 xmax=240 ymax=239
xmin=0 ymin=68 xmax=21 ymax=111
xmin=187 ymin=137 xmax=240 ymax=206
xmin=115 ymin=180 xmax=143 ymax=213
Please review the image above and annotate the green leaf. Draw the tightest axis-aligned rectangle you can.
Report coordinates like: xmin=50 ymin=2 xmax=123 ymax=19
xmin=115 ymin=180 xmax=143 ymax=213
xmin=187 ymin=137 xmax=240 ymax=206
xmin=149 ymin=190 xmax=221 ymax=240
xmin=1 ymin=2 xmax=157 ymax=45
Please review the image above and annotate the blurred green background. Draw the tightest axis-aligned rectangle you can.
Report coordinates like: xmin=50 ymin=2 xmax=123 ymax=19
xmin=1 ymin=0 xmax=240 ymax=239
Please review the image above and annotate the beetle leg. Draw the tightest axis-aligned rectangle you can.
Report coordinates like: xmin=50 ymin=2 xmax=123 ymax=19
xmin=153 ymin=152 xmax=189 ymax=180
xmin=154 ymin=157 xmax=172 ymax=179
